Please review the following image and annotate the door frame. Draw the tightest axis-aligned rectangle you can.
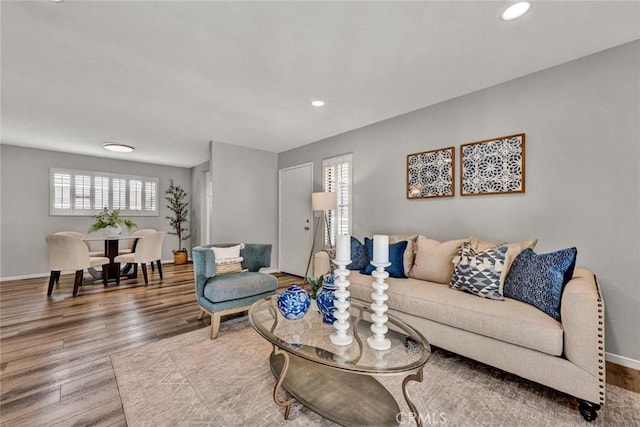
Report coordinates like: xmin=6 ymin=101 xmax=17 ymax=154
xmin=278 ymin=162 xmax=313 ymax=275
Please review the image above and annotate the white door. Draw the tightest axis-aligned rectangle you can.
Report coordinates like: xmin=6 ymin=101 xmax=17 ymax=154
xmin=279 ymin=163 xmax=313 ymax=276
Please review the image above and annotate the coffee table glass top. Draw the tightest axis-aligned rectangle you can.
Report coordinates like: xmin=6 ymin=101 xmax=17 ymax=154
xmin=249 ymin=296 xmax=430 ymax=374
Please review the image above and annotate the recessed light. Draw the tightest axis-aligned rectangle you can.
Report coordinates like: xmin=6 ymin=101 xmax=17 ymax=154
xmin=103 ymin=143 xmax=135 ymax=153
xmin=500 ymin=1 xmax=531 ymax=21
xmin=49 ymin=0 xmax=65 ymax=3
xmin=311 ymin=100 xmax=325 ymax=107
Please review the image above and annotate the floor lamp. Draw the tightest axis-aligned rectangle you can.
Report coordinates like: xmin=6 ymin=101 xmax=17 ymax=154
xmin=305 ymin=191 xmax=337 ymax=278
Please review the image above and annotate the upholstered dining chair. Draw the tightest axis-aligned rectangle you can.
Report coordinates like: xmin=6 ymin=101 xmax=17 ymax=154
xmin=46 ymin=234 xmax=111 ymax=296
xmin=54 ymin=231 xmax=104 ymax=256
xmin=117 ymin=228 xmax=157 ymax=255
xmin=114 ymin=231 xmax=165 ymax=285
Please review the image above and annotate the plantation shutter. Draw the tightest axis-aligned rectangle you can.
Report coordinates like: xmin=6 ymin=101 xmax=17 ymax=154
xmin=112 ymin=178 xmax=127 ymax=210
xmin=74 ymin=175 xmax=91 ymax=211
xmin=94 ymin=176 xmax=110 ymax=210
xmin=322 ymin=154 xmax=353 ymax=247
xmin=53 ymin=172 xmax=71 ymax=210
xmin=129 ymin=180 xmax=142 ymax=211
xmin=144 ymin=181 xmax=157 ymax=211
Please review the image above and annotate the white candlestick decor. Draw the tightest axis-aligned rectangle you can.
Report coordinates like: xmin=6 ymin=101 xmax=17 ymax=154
xmin=335 ymin=234 xmax=351 ymax=262
xmin=330 ymin=258 xmax=353 ymax=346
xmin=367 ymin=261 xmax=392 ymax=351
xmin=373 ymin=235 xmax=389 ymax=264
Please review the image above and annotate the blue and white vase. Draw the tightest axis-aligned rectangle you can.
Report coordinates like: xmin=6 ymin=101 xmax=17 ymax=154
xmin=277 ymin=285 xmax=311 ymax=320
xmin=316 ymin=273 xmax=350 ymax=325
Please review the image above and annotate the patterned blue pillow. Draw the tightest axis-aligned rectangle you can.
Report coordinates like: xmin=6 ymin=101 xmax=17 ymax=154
xmin=450 ymin=242 xmax=508 ymax=300
xmin=346 ymin=236 xmax=369 ymax=270
xmin=504 ymin=247 xmax=577 ymax=321
xmin=360 ymin=238 xmax=408 ymax=278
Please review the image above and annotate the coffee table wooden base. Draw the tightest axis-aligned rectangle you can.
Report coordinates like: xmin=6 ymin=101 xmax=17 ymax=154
xmin=269 ymin=349 xmax=400 ymax=426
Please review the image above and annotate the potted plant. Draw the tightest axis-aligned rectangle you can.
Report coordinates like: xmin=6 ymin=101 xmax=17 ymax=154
xmin=88 ymin=207 xmax=137 ymax=237
xmin=165 ymin=179 xmax=190 ymax=265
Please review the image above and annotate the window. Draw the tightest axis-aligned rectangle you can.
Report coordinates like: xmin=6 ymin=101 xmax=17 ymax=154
xmin=50 ymin=168 xmax=159 ymax=216
xmin=323 ymin=153 xmax=353 ymax=247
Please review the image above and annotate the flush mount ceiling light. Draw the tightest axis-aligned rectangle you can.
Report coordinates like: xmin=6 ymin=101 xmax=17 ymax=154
xmin=311 ymin=100 xmax=325 ymax=107
xmin=501 ymin=1 xmax=532 ymax=21
xmin=103 ymin=143 xmax=135 ymax=153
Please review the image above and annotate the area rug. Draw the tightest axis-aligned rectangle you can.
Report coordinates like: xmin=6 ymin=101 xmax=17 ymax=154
xmin=112 ymin=317 xmax=640 ymax=427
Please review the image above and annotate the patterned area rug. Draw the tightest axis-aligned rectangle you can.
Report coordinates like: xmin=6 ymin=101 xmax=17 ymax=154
xmin=112 ymin=317 xmax=640 ymax=427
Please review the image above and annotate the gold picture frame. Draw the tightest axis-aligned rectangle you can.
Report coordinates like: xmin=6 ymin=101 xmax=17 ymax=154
xmin=460 ymin=133 xmax=525 ymax=196
xmin=407 ymin=146 xmax=455 ymax=199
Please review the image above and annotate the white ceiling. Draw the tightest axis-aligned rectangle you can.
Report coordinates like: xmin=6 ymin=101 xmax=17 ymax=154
xmin=2 ymin=1 xmax=639 ymax=168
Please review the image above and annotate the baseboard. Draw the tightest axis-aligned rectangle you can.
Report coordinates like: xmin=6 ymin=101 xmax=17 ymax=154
xmin=606 ymin=352 xmax=640 ymax=370
xmin=0 ymin=258 xmax=177 ymax=282
xmin=259 ymin=267 xmax=280 ymax=274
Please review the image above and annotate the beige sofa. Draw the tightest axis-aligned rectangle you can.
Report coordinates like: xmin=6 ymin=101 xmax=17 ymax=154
xmin=313 ymin=237 xmax=605 ymax=421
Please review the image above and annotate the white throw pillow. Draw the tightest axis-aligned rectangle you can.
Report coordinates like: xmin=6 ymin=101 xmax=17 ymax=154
xmin=211 ymin=244 xmax=244 ymax=260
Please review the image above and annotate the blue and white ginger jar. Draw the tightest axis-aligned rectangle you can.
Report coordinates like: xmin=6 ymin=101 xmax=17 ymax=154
xmin=277 ymin=285 xmax=311 ymax=320
xmin=316 ymin=273 xmax=349 ymax=325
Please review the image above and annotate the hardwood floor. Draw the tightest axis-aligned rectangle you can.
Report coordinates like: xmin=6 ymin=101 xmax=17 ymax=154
xmin=0 ymin=264 xmax=302 ymax=426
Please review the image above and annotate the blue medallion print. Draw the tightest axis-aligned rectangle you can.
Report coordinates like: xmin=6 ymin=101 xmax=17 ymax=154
xmin=277 ymin=285 xmax=311 ymax=320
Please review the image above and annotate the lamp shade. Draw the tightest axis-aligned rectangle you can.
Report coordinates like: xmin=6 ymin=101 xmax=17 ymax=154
xmin=312 ymin=192 xmax=337 ymax=211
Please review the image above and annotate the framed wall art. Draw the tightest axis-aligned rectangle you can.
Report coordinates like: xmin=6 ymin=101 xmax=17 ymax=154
xmin=460 ymin=133 xmax=525 ymax=196
xmin=407 ymin=146 xmax=455 ymax=199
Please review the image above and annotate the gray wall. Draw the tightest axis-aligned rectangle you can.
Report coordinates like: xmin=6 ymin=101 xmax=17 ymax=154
xmin=0 ymin=145 xmax=192 ymax=278
xmin=279 ymin=41 xmax=640 ymax=362
xmin=211 ymin=141 xmax=278 ymax=268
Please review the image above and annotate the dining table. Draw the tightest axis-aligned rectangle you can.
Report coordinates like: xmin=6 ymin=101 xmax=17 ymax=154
xmin=84 ymin=235 xmax=138 ymax=284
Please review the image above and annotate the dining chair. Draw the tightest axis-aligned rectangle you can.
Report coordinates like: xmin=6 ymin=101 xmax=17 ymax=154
xmin=54 ymin=231 xmax=104 ymax=256
xmin=117 ymin=228 xmax=157 ymax=255
xmin=46 ymin=234 xmax=111 ymax=296
xmin=114 ymin=231 xmax=165 ymax=285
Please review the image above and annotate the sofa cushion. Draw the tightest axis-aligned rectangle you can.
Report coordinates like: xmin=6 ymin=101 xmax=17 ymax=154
xmin=346 ymin=236 xmax=368 ymax=270
xmin=450 ymin=242 xmax=508 ymax=300
xmin=409 ymin=236 xmax=465 ymax=284
xmin=361 ymin=238 xmax=407 ymax=278
xmin=469 ymin=237 xmax=538 ymax=291
xmin=203 ymin=272 xmax=278 ymax=303
xmin=348 ymin=271 xmax=563 ymax=356
xmin=504 ymin=247 xmax=577 ymax=321
xmin=390 ymin=234 xmax=418 ymax=276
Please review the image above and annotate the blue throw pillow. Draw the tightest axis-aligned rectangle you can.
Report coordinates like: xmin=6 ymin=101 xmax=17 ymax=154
xmin=346 ymin=236 xmax=369 ymax=270
xmin=504 ymin=247 xmax=577 ymax=321
xmin=360 ymin=238 xmax=408 ymax=278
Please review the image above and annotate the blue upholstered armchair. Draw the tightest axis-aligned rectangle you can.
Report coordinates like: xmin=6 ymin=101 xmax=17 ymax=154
xmin=192 ymin=243 xmax=278 ymax=339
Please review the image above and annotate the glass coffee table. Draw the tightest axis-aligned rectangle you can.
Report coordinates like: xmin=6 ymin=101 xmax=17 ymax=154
xmin=249 ymin=296 xmax=431 ymax=426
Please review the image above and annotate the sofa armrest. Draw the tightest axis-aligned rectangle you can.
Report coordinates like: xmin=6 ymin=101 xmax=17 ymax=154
xmin=561 ymin=268 xmax=605 ymax=378
xmin=312 ymin=251 xmax=332 ymax=277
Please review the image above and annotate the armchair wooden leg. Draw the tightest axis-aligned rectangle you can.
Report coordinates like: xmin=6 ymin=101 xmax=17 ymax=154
xmin=72 ymin=270 xmax=83 ymax=296
xmin=211 ymin=312 xmax=221 ymax=339
xmin=197 ymin=309 xmax=206 ymax=320
xmin=151 ymin=262 xmax=155 ymax=272
xmin=47 ymin=271 xmax=59 ymax=295
xmin=156 ymin=260 xmax=163 ymax=279
xmin=141 ymin=263 xmax=149 ymax=285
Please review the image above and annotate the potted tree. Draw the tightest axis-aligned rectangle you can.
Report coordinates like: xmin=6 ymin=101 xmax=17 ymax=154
xmin=165 ymin=179 xmax=190 ymax=265
xmin=88 ymin=207 xmax=137 ymax=237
